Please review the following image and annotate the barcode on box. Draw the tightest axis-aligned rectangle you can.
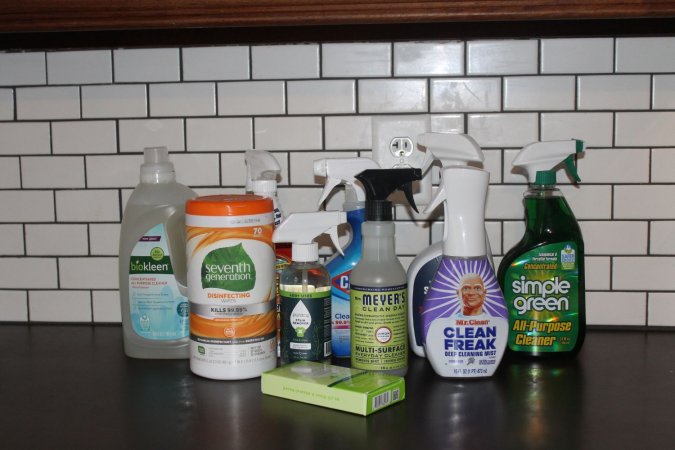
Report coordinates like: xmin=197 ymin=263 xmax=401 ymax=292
xmin=324 ymin=340 xmax=332 ymax=357
xmin=372 ymin=390 xmax=391 ymax=410
xmin=392 ymin=388 xmax=400 ymax=402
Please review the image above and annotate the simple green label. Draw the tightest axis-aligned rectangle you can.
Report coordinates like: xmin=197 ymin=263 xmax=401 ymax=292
xmin=503 ymin=242 xmax=579 ymax=352
xmin=201 ymin=243 xmax=256 ymax=291
xmin=350 ymin=283 xmax=407 ymax=371
xmin=280 ymin=289 xmax=331 ymax=363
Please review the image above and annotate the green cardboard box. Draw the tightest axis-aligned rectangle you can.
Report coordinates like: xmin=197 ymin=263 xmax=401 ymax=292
xmin=261 ymin=361 xmax=405 ymax=416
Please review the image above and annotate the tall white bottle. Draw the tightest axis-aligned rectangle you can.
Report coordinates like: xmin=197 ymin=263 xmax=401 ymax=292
xmin=119 ymin=147 xmax=196 ymax=359
xmin=407 ymin=132 xmax=486 ymax=357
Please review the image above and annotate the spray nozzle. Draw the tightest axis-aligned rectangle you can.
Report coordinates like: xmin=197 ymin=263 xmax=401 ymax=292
xmin=245 ymin=150 xmax=281 ymax=193
xmin=417 ymin=132 xmax=484 ymax=172
xmin=355 ymin=168 xmax=422 ymax=221
xmin=272 ymin=211 xmax=347 ymax=262
xmin=313 ymin=157 xmax=380 ymax=205
xmin=512 ymin=139 xmax=585 ymax=185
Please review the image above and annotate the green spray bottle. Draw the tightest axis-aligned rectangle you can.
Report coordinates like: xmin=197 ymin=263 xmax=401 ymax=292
xmin=497 ymin=139 xmax=586 ymax=357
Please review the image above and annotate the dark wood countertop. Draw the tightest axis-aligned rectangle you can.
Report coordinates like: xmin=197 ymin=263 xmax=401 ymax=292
xmin=1 ymin=325 xmax=674 ymax=449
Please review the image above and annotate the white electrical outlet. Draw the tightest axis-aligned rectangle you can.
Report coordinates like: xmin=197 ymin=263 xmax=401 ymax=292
xmin=371 ymin=115 xmax=432 ymax=207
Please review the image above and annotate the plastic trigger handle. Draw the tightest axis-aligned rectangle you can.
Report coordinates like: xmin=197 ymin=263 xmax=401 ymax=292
xmin=318 ymin=178 xmax=342 ymax=206
xmin=328 ymin=226 xmax=344 ymax=256
xmin=564 ymin=155 xmax=581 ymax=183
xmin=423 ymin=184 xmax=446 ymax=215
xmin=400 ymin=182 xmax=419 ymax=213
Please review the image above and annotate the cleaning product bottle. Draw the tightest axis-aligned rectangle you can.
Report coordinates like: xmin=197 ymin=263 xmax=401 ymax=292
xmin=421 ymin=166 xmax=508 ymax=378
xmin=407 ymin=132 xmax=487 ymax=358
xmin=119 ymin=147 xmax=197 ymax=359
xmin=245 ymin=149 xmax=291 ymax=357
xmin=313 ymin=157 xmax=379 ymax=358
xmin=350 ymin=168 xmax=422 ymax=376
xmin=272 ymin=211 xmax=347 ymax=364
xmin=497 ymin=139 xmax=586 ymax=357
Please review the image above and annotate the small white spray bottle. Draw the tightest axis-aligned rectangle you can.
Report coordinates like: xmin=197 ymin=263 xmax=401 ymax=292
xmin=313 ymin=157 xmax=379 ymax=358
xmin=407 ymin=132 xmax=487 ymax=358
xmin=421 ymin=166 xmax=508 ymax=378
xmin=272 ymin=211 xmax=347 ymax=364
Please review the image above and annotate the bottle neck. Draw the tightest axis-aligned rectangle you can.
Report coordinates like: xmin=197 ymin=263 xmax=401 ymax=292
xmin=361 ymin=221 xmax=396 ymax=261
xmin=140 ymin=171 xmax=176 ymax=184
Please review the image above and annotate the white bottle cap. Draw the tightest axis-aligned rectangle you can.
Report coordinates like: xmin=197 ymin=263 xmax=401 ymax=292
xmin=140 ymin=147 xmax=175 ymax=183
xmin=251 ymin=179 xmax=277 ymax=197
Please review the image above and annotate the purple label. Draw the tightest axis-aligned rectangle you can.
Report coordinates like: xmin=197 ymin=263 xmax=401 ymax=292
xmin=421 ymin=256 xmax=507 ymax=339
xmin=140 ymin=236 xmax=161 ymax=242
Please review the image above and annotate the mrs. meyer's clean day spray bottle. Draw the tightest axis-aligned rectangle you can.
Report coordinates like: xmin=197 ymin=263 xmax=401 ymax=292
xmin=350 ymin=168 xmax=422 ymax=376
xmin=119 ymin=147 xmax=196 ymax=359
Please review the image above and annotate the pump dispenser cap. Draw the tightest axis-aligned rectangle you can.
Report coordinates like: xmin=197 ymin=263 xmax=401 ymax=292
xmin=355 ymin=168 xmax=422 ymax=221
xmin=140 ymin=147 xmax=175 ymax=183
xmin=424 ymin=166 xmax=489 ymax=257
xmin=272 ymin=211 xmax=347 ymax=262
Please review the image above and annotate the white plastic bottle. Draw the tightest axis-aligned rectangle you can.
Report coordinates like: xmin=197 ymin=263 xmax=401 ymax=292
xmin=119 ymin=147 xmax=196 ymax=359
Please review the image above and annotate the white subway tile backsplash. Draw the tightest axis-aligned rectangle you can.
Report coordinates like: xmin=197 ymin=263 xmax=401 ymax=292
xmin=481 ymin=149 xmax=503 ymax=184
xmin=559 ymin=185 xmax=612 ymax=219
xmin=0 ymin=122 xmax=50 ymax=155
xmin=252 ymin=45 xmax=319 ymax=79
xmin=0 ymin=291 xmax=28 ymax=321
xmin=277 ymin=187 xmax=323 ymax=213
xmin=653 ymin=75 xmax=675 ymax=109
xmin=502 ymin=220 xmax=525 ymax=252
xmin=613 ymin=257 xmax=675 ymax=290
xmin=92 ymin=290 xmax=121 ymax=323
xmin=431 ymin=78 xmax=501 ymax=112
xmin=149 ymin=83 xmax=216 ymax=117
xmin=0 ymin=52 xmax=45 ymax=86
xmin=577 ymin=148 xmax=650 ymax=184
xmin=541 ymin=113 xmax=613 ymax=147
xmin=118 ymin=119 xmax=185 ymax=152
xmin=587 ymin=292 xmax=646 ymax=326
xmin=0 ymin=191 xmax=54 ymax=222
xmin=325 ymin=116 xmax=372 ymax=150
xmin=616 ymin=112 xmax=675 ymax=147
xmin=287 ymin=80 xmax=355 ymax=115
xmin=394 ymin=42 xmax=464 ymax=76
xmin=0 ymin=258 xmax=57 ymax=289
xmin=25 ymin=224 xmax=88 ymax=256
xmin=186 ymin=118 xmax=252 ymax=151
xmin=16 ymin=86 xmax=80 ymax=120
xmin=650 ymin=221 xmax=675 ymax=255
xmin=0 ymin=225 xmax=24 ymax=255
xmin=430 ymin=114 xmax=465 ymax=133
xmin=52 ymin=121 xmax=117 ymax=155
xmin=467 ymin=40 xmax=538 ymax=75
xmin=89 ymin=224 xmax=121 ymax=256
xmin=504 ymin=76 xmax=575 ymax=111
xmin=541 ymin=38 xmax=614 ymax=74
xmin=182 ymin=46 xmax=250 ymax=81
xmin=358 ymin=79 xmax=427 ymax=113
xmin=220 ymin=153 xmax=245 ymax=186
xmin=322 ymin=43 xmax=391 ymax=78
xmin=55 ymin=190 xmax=120 ymax=222
xmin=395 ymin=221 xmax=430 ymax=255
xmin=578 ymin=75 xmax=650 ymax=110
xmin=0 ymin=158 xmax=20 ymax=188
xmin=468 ymin=113 xmax=538 ymax=148
xmin=59 ymin=257 xmax=118 ymax=289
xmin=172 ymin=153 xmax=220 ymax=187
xmin=29 ymin=290 xmax=92 ymax=322
xmin=615 ymin=185 xmax=675 ymax=219
xmin=290 ymin=151 xmax=358 ymax=186
xmin=486 ymin=185 xmax=526 ymax=220
xmin=47 ymin=50 xmax=112 ymax=85
xmin=254 ymin=117 xmax=322 ymax=150
xmin=651 ymin=148 xmax=675 ymax=182
xmin=0 ymin=89 xmax=14 ymax=120
xmin=86 ymin=155 xmax=141 ymax=188
xmin=648 ymin=293 xmax=675 ymax=326
xmin=616 ymin=37 xmax=675 ymax=73
xmin=21 ymin=156 xmax=85 ymax=189
xmin=113 ymin=49 xmax=180 ymax=82
xmin=217 ymin=81 xmax=285 ymax=116
xmin=82 ymin=85 xmax=147 ymax=118
xmin=580 ymin=221 xmax=647 ymax=255
xmin=586 ymin=256 xmax=610 ymax=290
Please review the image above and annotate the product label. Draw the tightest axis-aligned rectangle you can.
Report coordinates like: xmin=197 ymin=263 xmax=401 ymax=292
xmin=411 ymin=256 xmax=442 ymax=348
xmin=330 ymin=268 xmax=352 ymax=358
xmin=187 ymin=213 xmax=276 ymax=374
xmin=350 ymin=283 xmax=408 ymax=371
xmin=280 ymin=288 xmax=331 ymax=363
xmin=128 ymin=223 xmax=189 ymax=340
xmin=503 ymin=242 xmax=579 ymax=352
xmin=422 ymin=257 xmax=508 ymax=378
